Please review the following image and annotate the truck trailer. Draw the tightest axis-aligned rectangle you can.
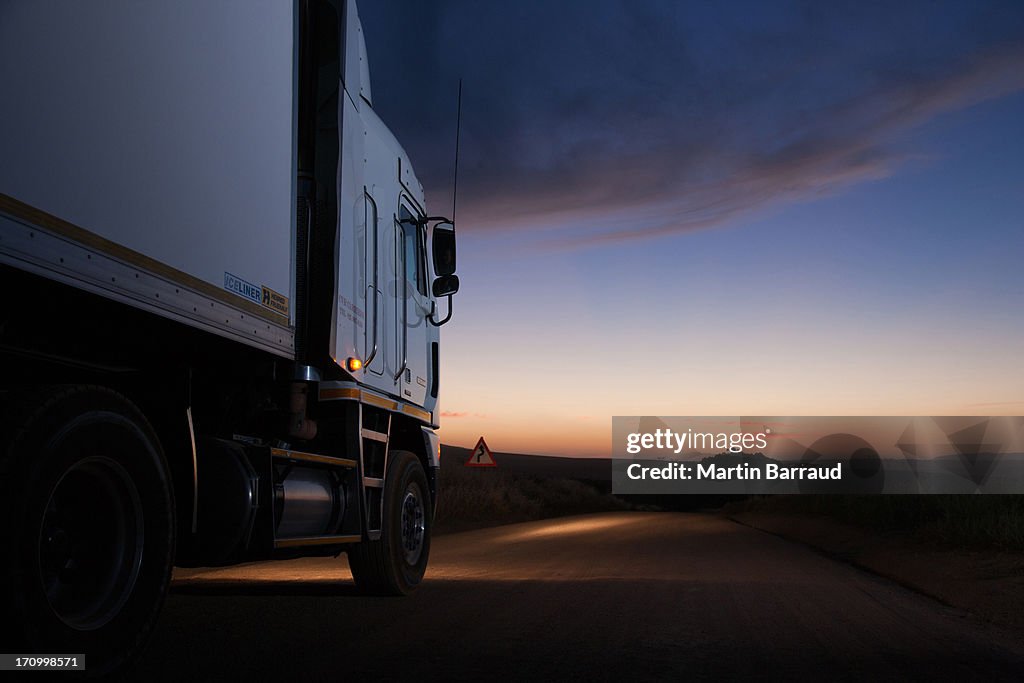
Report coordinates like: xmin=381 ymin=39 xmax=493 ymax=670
xmin=0 ymin=0 xmax=459 ymax=672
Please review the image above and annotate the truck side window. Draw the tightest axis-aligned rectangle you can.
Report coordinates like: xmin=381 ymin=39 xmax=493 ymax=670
xmin=400 ymin=207 xmax=427 ymax=296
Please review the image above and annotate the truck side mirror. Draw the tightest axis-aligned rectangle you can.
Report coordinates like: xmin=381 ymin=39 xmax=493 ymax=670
xmin=428 ymin=221 xmax=458 ymax=326
xmin=432 ymin=274 xmax=459 ymax=297
xmin=431 ymin=221 xmax=457 ymax=276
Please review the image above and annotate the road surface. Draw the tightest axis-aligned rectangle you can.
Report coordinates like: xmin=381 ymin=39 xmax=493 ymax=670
xmin=136 ymin=513 xmax=1024 ymax=680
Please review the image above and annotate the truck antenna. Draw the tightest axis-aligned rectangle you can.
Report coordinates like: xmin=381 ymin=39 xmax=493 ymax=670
xmin=451 ymin=78 xmax=462 ymax=225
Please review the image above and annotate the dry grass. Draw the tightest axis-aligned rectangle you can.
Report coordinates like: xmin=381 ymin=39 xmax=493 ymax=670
xmin=731 ymin=495 xmax=1024 ymax=550
xmin=433 ymin=461 xmax=627 ymax=533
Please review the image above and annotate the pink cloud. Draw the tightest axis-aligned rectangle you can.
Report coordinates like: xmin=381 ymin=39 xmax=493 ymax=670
xmin=440 ymin=411 xmax=489 ymax=419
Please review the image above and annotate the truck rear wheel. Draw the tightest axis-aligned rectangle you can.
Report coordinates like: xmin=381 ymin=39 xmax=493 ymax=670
xmin=0 ymin=386 xmax=175 ymax=676
xmin=348 ymin=450 xmax=431 ymax=595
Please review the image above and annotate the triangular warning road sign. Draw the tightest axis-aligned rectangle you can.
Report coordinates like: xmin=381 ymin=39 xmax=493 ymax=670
xmin=465 ymin=437 xmax=496 ymax=467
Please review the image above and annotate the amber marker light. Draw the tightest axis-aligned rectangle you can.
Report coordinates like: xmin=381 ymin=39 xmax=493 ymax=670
xmin=346 ymin=357 xmax=363 ymax=372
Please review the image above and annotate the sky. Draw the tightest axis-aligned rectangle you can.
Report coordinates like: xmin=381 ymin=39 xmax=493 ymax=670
xmin=359 ymin=1 xmax=1024 ymax=457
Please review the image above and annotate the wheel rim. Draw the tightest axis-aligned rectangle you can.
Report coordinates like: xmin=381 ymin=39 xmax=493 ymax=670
xmin=39 ymin=456 xmax=145 ymax=631
xmin=400 ymin=485 xmax=425 ymax=566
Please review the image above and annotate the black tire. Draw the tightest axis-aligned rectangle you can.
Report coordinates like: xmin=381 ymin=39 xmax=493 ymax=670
xmin=0 ymin=386 xmax=175 ymax=677
xmin=348 ymin=450 xmax=431 ymax=595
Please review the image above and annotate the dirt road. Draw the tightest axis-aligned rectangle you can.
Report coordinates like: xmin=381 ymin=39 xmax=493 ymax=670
xmin=136 ymin=512 xmax=1024 ymax=680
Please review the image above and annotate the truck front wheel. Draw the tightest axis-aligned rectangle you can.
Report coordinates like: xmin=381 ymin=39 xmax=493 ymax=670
xmin=348 ymin=450 xmax=431 ymax=595
xmin=0 ymin=386 xmax=175 ymax=676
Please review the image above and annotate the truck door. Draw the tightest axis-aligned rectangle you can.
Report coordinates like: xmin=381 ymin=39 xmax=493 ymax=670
xmin=398 ymin=204 xmax=431 ymax=407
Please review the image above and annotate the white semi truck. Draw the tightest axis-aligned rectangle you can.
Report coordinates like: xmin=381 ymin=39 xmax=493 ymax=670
xmin=0 ymin=0 xmax=459 ymax=672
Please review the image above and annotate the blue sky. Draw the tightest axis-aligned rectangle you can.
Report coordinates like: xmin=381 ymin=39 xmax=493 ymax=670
xmin=360 ymin=1 xmax=1024 ymax=455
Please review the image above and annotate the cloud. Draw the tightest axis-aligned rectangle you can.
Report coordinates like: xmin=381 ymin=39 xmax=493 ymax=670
xmin=360 ymin=0 xmax=1024 ymax=245
xmin=440 ymin=410 xmax=488 ymax=419
xmin=549 ymin=46 xmax=1024 ymax=247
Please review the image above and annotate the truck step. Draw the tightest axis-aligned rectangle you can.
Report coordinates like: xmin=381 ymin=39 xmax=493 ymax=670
xmin=360 ymin=428 xmax=388 ymax=443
